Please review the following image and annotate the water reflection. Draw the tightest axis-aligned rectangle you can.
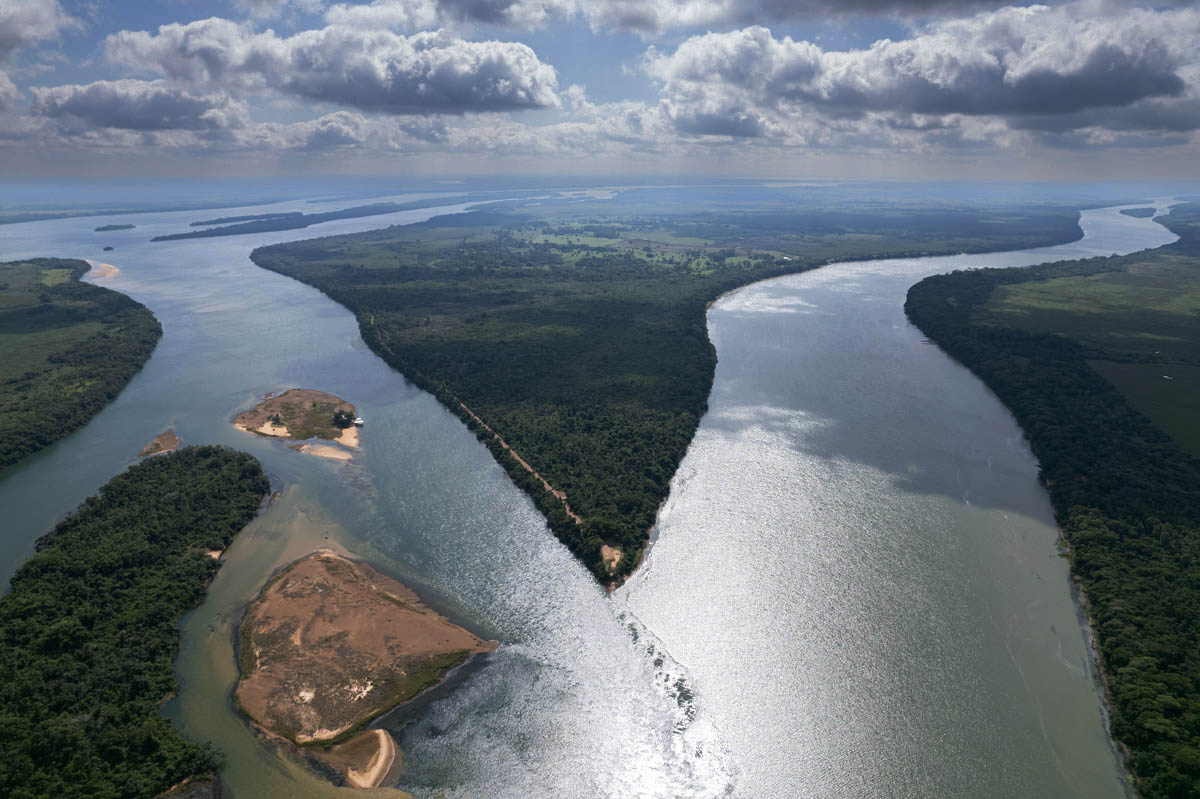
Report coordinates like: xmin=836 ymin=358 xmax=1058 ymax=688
xmin=621 ymin=203 xmax=1176 ymax=799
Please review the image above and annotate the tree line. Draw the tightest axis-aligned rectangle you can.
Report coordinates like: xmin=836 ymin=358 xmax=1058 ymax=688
xmin=0 ymin=446 xmax=269 ymax=799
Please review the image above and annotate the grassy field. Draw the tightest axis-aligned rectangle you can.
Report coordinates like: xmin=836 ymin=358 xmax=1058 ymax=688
xmin=1088 ymin=361 xmax=1200 ymax=457
xmin=978 ymin=239 xmax=1200 ymax=454
xmin=0 ymin=258 xmax=161 ymax=471
xmin=252 ymin=201 xmax=1084 ymax=582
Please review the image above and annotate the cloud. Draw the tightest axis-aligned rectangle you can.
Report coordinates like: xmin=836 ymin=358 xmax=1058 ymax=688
xmin=232 ymin=0 xmax=325 ymax=19
xmin=322 ymin=0 xmax=1013 ymax=36
xmin=0 ymin=0 xmax=78 ymax=107
xmin=30 ymin=79 xmax=249 ymax=132
xmin=643 ymin=5 xmax=1200 ymax=139
xmin=0 ymin=0 xmax=76 ymax=59
xmin=104 ymin=17 xmax=559 ymax=115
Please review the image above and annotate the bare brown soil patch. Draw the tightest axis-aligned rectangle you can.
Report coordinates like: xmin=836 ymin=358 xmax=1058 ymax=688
xmin=234 ymin=389 xmax=355 ymax=442
xmin=600 ymin=544 xmax=623 ymax=575
xmin=138 ymin=429 xmax=179 ymax=457
xmin=236 ymin=550 xmax=495 ymax=749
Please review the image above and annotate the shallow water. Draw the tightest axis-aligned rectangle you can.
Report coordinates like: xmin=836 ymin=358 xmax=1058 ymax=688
xmin=0 ymin=198 xmax=1177 ymax=798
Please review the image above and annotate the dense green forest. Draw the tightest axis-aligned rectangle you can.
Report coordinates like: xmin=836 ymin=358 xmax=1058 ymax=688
xmin=0 ymin=446 xmax=269 ymax=799
xmin=0 ymin=258 xmax=161 ymax=472
xmin=252 ymin=204 xmax=1083 ymax=581
xmin=905 ymin=205 xmax=1200 ymax=799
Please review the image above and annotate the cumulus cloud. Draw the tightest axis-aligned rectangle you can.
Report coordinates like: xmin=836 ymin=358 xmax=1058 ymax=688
xmin=30 ymin=79 xmax=250 ymax=132
xmin=0 ymin=0 xmax=76 ymax=58
xmin=322 ymin=0 xmax=1012 ymax=36
xmin=0 ymin=0 xmax=78 ymax=107
xmin=232 ymin=0 xmax=325 ymax=19
xmin=643 ymin=5 xmax=1200 ymax=139
xmin=104 ymin=17 xmax=559 ymax=115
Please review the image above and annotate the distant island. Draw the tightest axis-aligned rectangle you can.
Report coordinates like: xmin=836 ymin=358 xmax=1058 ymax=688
xmin=95 ymin=223 xmax=135 ymax=231
xmin=236 ymin=550 xmax=495 ymax=788
xmin=233 ymin=388 xmax=359 ymax=461
xmin=905 ymin=203 xmax=1200 ymax=799
xmin=152 ymin=193 xmax=516 ymax=241
xmin=0 ymin=447 xmax=269 ymax=799
xmin=0 ymin=258 xmax=160 ymax=472
xmin=251 ymin=203 xmax=1084 ymax=582
xmin=191 ymin=211 xmax=303 ymax=227
xmin=1119 ymin=207 xmax=1157 ymax=218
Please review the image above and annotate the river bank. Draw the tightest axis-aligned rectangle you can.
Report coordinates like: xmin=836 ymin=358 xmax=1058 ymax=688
xmin=0 ymin=193 xmax=1180 ymax=799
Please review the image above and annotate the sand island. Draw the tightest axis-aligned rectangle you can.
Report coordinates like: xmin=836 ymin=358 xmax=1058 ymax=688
xmin=236 ymin=550 xmax=495 ymax=788
xmin=138 ymin=429 xmax=179 ymax=457
xmin=233 ymin=388 xmax=359 ymax=460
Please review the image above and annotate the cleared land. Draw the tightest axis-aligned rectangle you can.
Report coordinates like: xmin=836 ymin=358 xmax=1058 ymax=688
xmin=0 ymin=258 xmax=160 ymax=471
xmin=236 ymin=549 xmax=494 ymax=782
xmin=905 ymin=203 xmax=1200 ymax=799
xmin=978 ymin=242 xmax=1200 ymax=455
xmin=251 ymin=202 xmax=1084 ymax=581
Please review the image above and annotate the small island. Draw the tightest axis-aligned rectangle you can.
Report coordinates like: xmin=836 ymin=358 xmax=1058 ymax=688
xmin=95 ymin=223 xmax=135 ymax=231
xmin=1119 ymin=207 xmax=1157 ymax=218
xmin=236 ymin=550 xmax=495 ymax=788
xmin=233 ymin=389 xmax=359 ymax=460
xmin=138 ymin=429 xmax=179 ymax=457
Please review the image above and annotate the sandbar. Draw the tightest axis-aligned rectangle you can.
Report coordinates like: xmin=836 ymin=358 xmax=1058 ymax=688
xmin=299 ymin=444 xmax=353 ymax=461
xmin=86 ymin=260 xmax=119 ymax=279
xmin=236 ymin=550 xmax=495 ymax=754
xmin=138 ymin=429 xmax=180 ymax=457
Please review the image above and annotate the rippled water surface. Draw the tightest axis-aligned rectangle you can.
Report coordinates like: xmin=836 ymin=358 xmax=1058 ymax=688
xmin=0 ymin=198 xmax=1177 ymax=798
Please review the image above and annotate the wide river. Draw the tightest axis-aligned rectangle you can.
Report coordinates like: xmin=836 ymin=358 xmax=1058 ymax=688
xmin=0 ymin=197 xmax=1178 ymax=798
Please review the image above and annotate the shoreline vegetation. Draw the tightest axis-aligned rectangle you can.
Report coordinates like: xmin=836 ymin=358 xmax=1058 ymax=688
xmin=233 ymin=389 xmax=359 ymax=460
xmin=251 ymin=202 xmax=1085 ymax=583
xmin=905 ymin=204 xmax=1200 ymax=799
xmin=235 ymin=549 xmax=495 ymax=788
xmin=0 ymin=257 xmax=160 ymax=472
xmin=0 ymin=447 xmax=269 ymax=799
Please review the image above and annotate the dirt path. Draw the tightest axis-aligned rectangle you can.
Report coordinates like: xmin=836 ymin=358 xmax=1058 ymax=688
xmin=365 ymin=313 xmax=582 ymax=525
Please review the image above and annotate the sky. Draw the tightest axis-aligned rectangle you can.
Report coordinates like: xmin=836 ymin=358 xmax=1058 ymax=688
xmin=1 ymin=0 xmax=1199 ymax=180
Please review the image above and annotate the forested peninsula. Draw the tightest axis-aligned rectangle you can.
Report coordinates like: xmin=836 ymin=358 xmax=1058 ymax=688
xmin=251 ymin=204 xmax=1083 ymax=582
xmin=0 ymin=258 xmax=160 ymax=472
xmin=905 ymin=205 xmax=1200 ymax=799
xmin=0 ymin=446 xmax=269 ymax=799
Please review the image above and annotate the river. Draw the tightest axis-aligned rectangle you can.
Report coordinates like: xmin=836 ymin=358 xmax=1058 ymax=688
xmin=0 ymin=197 xmax=1178 ymax=798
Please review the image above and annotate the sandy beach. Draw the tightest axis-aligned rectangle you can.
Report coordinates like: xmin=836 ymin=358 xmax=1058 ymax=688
xmin=344 ymin=730 xmax=397 ymax=789
xmin=86 ymin=260 xmax=119 ymax=278
xmin=299 ymin=444 xmax=353 ymax=461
